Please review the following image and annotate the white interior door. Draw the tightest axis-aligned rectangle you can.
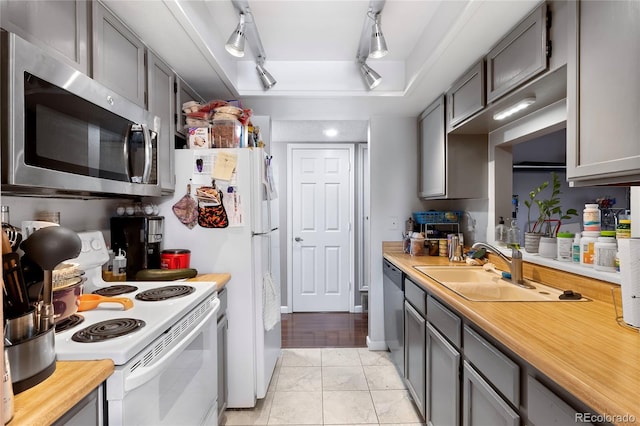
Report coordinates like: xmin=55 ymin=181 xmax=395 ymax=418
xmin=289 ymin=145 xmax=354 ymax=312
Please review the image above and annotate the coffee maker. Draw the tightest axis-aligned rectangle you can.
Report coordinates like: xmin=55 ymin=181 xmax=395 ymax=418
xmin=110 ymin=216 xmax=164 ymax=280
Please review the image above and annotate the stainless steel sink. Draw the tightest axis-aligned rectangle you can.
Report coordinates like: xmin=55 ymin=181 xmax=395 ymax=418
xmin=413 ymin=266 xmax=589 ymax=302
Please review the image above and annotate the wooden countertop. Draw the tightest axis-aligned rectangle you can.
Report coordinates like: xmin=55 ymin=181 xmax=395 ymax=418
xmin=384 ymin=243 xmax=640 ymax=426
xmin=188 ymin=272 xmax=231 ymax=291
xmin=10 ymin=360 xmax=113 ymax=426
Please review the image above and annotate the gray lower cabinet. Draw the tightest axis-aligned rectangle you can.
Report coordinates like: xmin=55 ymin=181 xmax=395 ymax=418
xmin=527 ymin=375 xmax=594 ymax=426
xmin=426 ymin=322 xmax=460 ymax=426
xmin=92 ymin=1 xmax=146 ymax=108
xmin=462 ymin=361 xmax=520 ymax=426
xmin=567 ymin=0 xmax=640 ymax=185
xmin=485 ymin=2 xmax=549 ymax=103
xmin=147 ymin=50 xmax=176 ymax=193
xmin=404 ymin=299 xmax=426 ymax=417
xmin=0 ymin=0 xmax=89 ymax=73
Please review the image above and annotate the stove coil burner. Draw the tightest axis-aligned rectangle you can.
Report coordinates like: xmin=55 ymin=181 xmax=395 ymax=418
xmin=135 ymin=285 xmax=196 ymax=302
xmin=93 ymin=285 xmax=138 ymax=296
xmin=71 ymin=318 xmax=146 ymax=343
xmin=55 ymin=314 xmax=85 ymax=333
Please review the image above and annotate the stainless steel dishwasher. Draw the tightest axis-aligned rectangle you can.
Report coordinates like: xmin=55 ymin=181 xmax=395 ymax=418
xmin=383 ymin=259 xmax=404 ymax=375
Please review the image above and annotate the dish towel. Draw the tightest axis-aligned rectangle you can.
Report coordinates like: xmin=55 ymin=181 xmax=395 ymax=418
xmin=263 ymin=272 xmax=280 ymax=331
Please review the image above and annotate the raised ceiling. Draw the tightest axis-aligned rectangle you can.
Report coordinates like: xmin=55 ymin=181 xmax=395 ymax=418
xmin=102 ymin=0 xmax=541 ymax=116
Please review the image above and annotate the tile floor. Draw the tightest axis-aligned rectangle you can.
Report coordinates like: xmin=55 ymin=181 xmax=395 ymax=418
xmin=222 ymin=348 xmax=424 ymax=426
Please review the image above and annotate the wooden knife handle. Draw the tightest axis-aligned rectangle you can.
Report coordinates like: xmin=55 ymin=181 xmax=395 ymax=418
xmin=2 ymin=230 xmax=11 ymax=255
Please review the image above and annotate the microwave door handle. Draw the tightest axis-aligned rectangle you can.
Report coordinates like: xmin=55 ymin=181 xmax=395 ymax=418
xmin=123 ymin=123 xmax=133 ymax=182
xmin=142 ymin=124 xmax=152 ymax=184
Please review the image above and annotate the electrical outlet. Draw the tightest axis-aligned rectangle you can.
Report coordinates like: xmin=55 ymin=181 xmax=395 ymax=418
xmin=390 ymin=216 xmax=398 ymax=230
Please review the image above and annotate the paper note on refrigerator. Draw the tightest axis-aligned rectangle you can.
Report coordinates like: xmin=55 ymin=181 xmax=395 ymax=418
xmin=212 ymin=152 xmax=237 ymax=181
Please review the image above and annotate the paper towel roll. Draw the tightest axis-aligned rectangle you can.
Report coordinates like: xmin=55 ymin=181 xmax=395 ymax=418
xmin=617 ymin=239 xmax=640 ymax=327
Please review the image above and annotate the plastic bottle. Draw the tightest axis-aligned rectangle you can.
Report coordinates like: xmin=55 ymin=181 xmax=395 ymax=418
xmin=507 ymin=218 xmax=521 ymax=247
xmin=580 ymin=231 xmax=600 ymax=267
xmin=112 ymin=249 xmax=127 ymax=281
xmin=556 ymin=232 xmax=574 ymax=262
xmin=495 ymin=217 xmax=507 ymax=246
xmin=616 ymin=219 xmax=631 ymax=240
xmin=3 ymin=349 xmax=14 ymax=424
xmin=594 ymin=232 xmax=617 ymax=272
xmin=583 ymin=204 xmax=601 ymax=232
xmin=572 ymin=233 xmax=581 ymax=263
xmin=102 ymin=248 xmax=115 ymax=281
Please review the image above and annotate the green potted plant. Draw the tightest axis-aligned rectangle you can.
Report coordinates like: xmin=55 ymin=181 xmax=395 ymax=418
xmin=523 ymin=172 xmax=578 ymax=254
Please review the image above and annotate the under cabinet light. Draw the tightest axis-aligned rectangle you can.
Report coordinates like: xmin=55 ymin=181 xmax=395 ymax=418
xmin=493 ymin=97 xmax=536 ymax=120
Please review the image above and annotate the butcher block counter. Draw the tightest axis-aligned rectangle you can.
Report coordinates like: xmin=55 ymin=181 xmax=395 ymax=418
xmin=11 ymin=360 xmax=113 ymax=425
xmin=8 ymin=273 xmax=230 ymax=425
xmin=384 ymin=242 xmax=640 ymax=426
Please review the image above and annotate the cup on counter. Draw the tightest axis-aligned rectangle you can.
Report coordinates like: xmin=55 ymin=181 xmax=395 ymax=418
xmin=161 ymin=249 xmax=191 ymax=269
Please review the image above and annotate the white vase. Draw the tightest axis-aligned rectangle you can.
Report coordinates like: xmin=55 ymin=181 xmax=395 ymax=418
xmin=538 ymin=236 xmax=557 ymax=259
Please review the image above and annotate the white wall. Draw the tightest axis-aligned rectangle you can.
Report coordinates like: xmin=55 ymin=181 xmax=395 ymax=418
xmin=368 ymin=115 xmax=421 ymax=349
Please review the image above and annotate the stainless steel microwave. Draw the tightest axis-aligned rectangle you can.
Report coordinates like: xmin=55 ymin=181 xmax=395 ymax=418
xmin=1 ymin=31 xmax=161 ymax=197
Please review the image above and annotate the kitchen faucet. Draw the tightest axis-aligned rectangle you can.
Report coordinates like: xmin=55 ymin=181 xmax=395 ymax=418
xmin=471 ymin=242 xmax=533 ymax=289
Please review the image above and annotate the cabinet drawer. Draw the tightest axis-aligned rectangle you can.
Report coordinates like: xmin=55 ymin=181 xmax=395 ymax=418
xmin=404 ymin=278 xmax=426 ymax=317
xmin=427 ymin=295 xmax=461 ymax=348
xmin=463 ymin=325 xmax=519 ymax=406
xmin=527 ymin=376 xmax=593 ymax=426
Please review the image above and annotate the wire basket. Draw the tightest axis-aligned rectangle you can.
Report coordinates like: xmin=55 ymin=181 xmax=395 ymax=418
xmin=413 ymin=211 xmax=463 ymax=224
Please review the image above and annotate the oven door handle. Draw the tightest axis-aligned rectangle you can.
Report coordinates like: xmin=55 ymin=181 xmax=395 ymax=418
xmin=124 ymin=301 xmax=219 ymax=393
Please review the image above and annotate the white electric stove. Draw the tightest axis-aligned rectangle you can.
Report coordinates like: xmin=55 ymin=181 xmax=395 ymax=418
xmin=54 ymin=231 xmax=220 ymax=426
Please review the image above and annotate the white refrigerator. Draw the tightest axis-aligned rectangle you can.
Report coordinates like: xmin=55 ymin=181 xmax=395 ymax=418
xmin=159 ymin=147 xmax=281 ymax=408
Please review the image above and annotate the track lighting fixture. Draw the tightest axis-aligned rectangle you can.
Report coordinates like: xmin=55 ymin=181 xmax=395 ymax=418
xmin=368 ymin=12 xmax=388 ymax=59
xmin=225 ymin=13 xmax=246 ymax=57
xmin=256 ymin=58 xmax=277 ymax=90
xmin=359 ymin=60 xmax=382 ymax=90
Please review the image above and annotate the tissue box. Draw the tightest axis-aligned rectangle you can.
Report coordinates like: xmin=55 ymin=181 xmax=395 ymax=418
xmin=188 ymin=127 xmax=211 ymax=149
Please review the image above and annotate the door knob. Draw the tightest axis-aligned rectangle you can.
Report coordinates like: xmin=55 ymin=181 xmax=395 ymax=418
xmin=295 ymin=237 xmax=303 ymax=242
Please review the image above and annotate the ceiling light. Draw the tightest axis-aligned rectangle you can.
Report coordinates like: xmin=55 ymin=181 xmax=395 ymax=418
xmin=323 ymin=128 xmax=339 ymax=137
xmin=493 ymin=97 xmax=536 ymax=120
xmin=369 ymin=12 xmax=388 ymax=59
xmin=256 ymin=60 xmax=277 ymax=90
xmin=225 ymin=13 xmax=246 ymax=57
xmin=360 ymin=61 xmax=382 ymax=90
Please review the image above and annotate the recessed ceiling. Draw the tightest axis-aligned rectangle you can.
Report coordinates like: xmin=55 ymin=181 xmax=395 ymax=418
xmin=101 ymin=0 xmax=541 ymax=116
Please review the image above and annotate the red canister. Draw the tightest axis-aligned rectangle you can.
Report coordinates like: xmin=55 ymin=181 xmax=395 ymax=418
xmin=160 ymin=249 xmax=191 ymax=269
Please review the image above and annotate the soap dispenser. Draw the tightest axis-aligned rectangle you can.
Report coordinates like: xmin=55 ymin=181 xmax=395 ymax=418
xmin=495 ymin=216 xmax=507 ymax=246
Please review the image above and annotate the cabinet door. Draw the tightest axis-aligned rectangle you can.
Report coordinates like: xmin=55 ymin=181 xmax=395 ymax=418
xmin=176 ymin=77 xmax=205 ymax=137
xmin=462 ymin=361 xmax=519 ymax=426
xmin=447 ymin=60 xmax=485 ymax=131
xmin=486 ymin=3 xmax=548 ymax=103
xmin=527 ymin=376 xmax=594 ymax=426
xmin=566 ymin=0 xmax=640 ymax=185
xmin=92 ymin=1 xmax=146 ymax=108
xmin=1 ymin=0 xmax=89 ymax=73
xmin=148 ymin=51 xmax=176 ymax=193
xmin=419 ymin=95 xmax=446 ymax=199
xmin=404 ymin=300 xmax=426 ymax=418
xmin=426 ymin=323 xmax=460 ymax=426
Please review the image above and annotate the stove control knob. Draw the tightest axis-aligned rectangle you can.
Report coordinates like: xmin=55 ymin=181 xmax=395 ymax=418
xmin=81 ymin=239 xmax=91 ymax=252
xmin=90 ymin=238 xmax=103 ymax=251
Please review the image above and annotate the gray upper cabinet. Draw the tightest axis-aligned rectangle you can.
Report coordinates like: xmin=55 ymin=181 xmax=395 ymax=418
xmin=446 ymin=60 xmax=485 ymax=131
xmin=419 ymin=95 xmax=488 ymax=200
xmin=92 ymin=1 xmax=146 ymax=108
xmin=566 ymin=0 xmax=640 ymax=185
xmin=176 ymin=77 xmax=205 ymax=138
xmin=419 ymin=96 xmax=446 ymax=198
xmin=1 ymin=0 xmax=89 ymax=73
xmin=485 ymin=3 xmax=548 ymax=103
xmin=148 ymin=50 xmax=176 ymax=193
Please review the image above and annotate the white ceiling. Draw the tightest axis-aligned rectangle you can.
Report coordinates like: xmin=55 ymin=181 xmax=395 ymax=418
xmin=102 ymin=0 xmax=542 ymax=117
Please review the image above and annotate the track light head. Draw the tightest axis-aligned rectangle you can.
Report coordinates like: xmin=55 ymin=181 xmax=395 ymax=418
xmin=225 ymin=13 xmax=246 ymax=57
xmin=256 ymin=61 xmax=277 ymax=90
xmin=359 ymin=61 xmax=382 ymax=90
xmin=369 ymin=13 xmax=388 ymax=59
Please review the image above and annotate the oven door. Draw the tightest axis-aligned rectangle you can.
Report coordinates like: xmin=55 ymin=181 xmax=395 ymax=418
xmin=106 ymin=299 xmax=219 ymax=425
